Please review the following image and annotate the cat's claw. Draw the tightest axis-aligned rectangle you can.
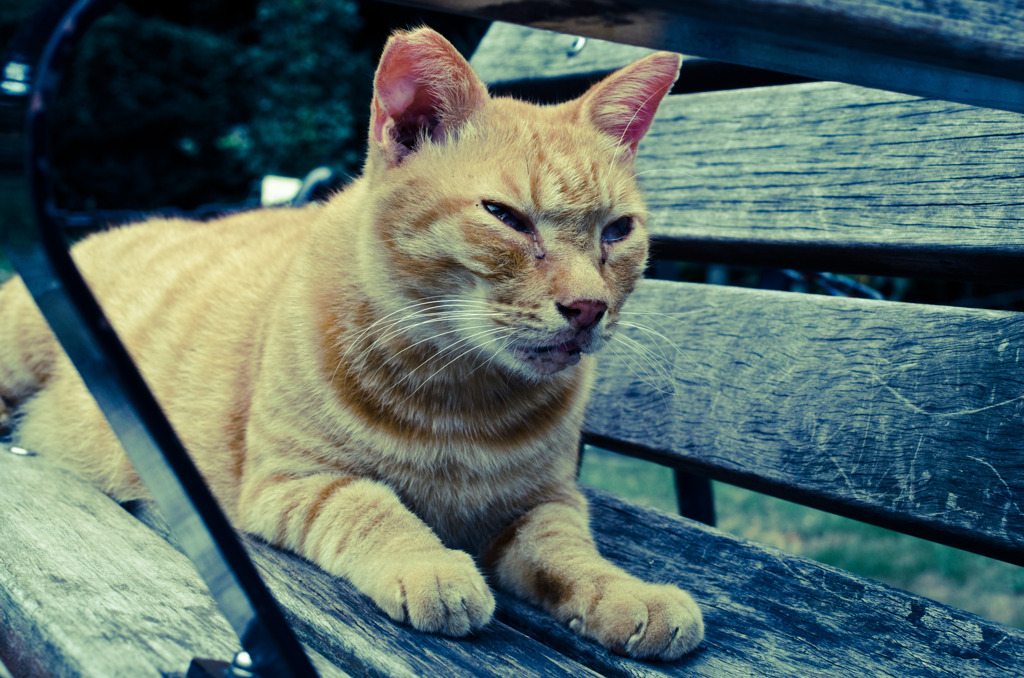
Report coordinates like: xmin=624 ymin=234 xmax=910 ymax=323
xmin=625 ymin=620 xmax=647 ymax=654
xmin=375 ymin=549 xmax=494 ymax=636
xmin=569 ymin=580 xmax=703 ymax=661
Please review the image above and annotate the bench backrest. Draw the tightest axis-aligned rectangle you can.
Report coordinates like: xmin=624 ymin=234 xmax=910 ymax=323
xmin=470 ymin=21 xmax=1024 ymax=567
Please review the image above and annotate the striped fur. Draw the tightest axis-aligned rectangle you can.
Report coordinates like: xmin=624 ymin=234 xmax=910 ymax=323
xmin=0 ymin=28 xmax=702 ymax=658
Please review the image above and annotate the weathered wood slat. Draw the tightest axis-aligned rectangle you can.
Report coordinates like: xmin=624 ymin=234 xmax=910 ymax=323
xmin=637 ymin=81 xmax=1024 ymax=280
xmin=132 ymin=503 xmax=607 ymax=678
xmin=243 ymin=537 xmax=605 ymax=678
xmin=470 ymin=23 xmax=809 ymax=106
xmin=470 ymin=22 xmax=666 ymax=87
xmin=571 ymin=486 xmax=1024 ymax=678
xmin=408 ymin=0 xmax=1024 ymax=114
xmin=0 ymin=446 xmax=349 ymax=678
xmin=117 ymin=498 xmax=1024 ymax=676
xmin=0 ymin=445 xmax=240 ymax=678
xmin=587 ymin=279 xmax=1024 ymax=564
xmin=8 ymin=449 xmax=1021 ymax=677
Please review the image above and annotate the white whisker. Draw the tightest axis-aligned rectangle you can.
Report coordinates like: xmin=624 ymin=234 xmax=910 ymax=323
xmin=379 ymin=326 xmax=510 ymax=403
xmin=608 ymin=333 xmax=677 ymax=396
xmin=363 ymin=321 xmax=500 ymax=386
xmin=340 ymin=296 xmax=490 ymax=347
xmin=396 ymin=329 xmax=514 ymax=406
xmin=616 ymin=319 xmax=703 ymax=374
xmin=332 ymin=297 xmax=496 ymax=387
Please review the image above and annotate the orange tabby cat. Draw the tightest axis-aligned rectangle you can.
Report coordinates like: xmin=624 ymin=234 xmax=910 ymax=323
xmin=0 ymin=28 xmax=702 ymax=659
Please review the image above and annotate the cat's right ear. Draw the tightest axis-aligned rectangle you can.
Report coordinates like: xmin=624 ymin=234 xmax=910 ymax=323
xmin=370 ymin=28 xmax=489 ymax=167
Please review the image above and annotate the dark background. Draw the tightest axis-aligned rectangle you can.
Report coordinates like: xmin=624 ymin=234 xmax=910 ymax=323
xmin=0 ymin=0 xmax=489 ymax=211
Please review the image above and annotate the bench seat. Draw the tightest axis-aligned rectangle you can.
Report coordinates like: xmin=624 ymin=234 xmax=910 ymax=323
xmin=3 ymin=445 xmax=1022 ymax=677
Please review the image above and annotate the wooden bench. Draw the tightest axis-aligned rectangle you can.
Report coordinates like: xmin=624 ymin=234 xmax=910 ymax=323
xmin=3 ymin=2 xmax=1024 ymax=676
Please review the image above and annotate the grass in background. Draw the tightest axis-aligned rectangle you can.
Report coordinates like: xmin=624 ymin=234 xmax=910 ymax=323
xmin=579 ymin=446 xmax=1024 ymax=629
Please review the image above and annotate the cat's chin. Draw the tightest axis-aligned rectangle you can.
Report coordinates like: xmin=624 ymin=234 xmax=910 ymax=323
xmin=513 ymin=341 xmax=583 ymax=376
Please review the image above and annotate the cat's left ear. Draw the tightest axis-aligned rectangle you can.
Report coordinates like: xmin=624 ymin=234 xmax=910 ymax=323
xmin=370 ymin=27 xmax=489 ymax=166
xmin=582 ymin=51 xmax=682 ymax=160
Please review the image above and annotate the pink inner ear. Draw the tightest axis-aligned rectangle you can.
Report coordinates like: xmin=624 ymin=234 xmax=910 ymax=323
xmin=373 ymin=70 xmax=436 ymax=147
xmin=372 ymin=46 xmax=429 ymax=145
xmin=589 ymin=53 xmax=681 ymax=150
xmin=369 ymin=28 xmax=488 ymax=165
xmin=384 ymin=74 xmax=418 ymax=117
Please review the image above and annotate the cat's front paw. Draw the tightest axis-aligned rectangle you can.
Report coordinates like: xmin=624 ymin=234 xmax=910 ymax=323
xmin=569 ymin=580 xmax=703 ymax=661
xmin=372 ymin=549 xmax=495 ymax=636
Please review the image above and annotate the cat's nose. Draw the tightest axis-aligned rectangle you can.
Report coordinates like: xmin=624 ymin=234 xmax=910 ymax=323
xmin=557 ymin=299 xmax=608 ymax=330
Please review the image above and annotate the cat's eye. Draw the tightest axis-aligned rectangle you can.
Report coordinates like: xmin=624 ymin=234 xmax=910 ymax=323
xmin=483 ymin=201 xmax=533 ymax=234
xmin=601 ymin=217 xmax=633 ymax=243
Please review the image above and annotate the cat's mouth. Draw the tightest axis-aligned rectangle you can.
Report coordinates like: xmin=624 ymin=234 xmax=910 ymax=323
xmin=513 ymin=340 xmax=583 ymax=375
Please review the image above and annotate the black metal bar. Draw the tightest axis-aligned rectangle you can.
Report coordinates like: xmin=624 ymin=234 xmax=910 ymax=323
xmin=0 ymin=2 xmax=318 ymax=676
xmin=673 ymin=470 xmax=715 ymax=526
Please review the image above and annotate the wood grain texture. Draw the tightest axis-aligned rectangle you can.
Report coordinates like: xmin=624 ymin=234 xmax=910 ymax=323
xmin=470 ymin=22 xmax=664 ymax=86
xmin=569 ymin=486 xmax=1024 ymax=678
xmin=130 ymin=503 xmax=605 ymax=678
xmin=134 ymin=485 xmax=1024 ymax=677
xmin=5 ymin=449 xmax=1023 ymax=676
xmin=0 ymin=446 xmax=349 ymax=678
xmin=470 ymin=23 xmax=809 ymax=106
xmin=637 ymin=81 xmax=1024 ymax=280
xmin=0 ymin=445 xmax=241 ymax=678
xmin=243 ymin=537 xmax=605 ymax=678
xmin=405 ymin=0 xmax=1024 ymax=113
xmin=588 ymin=279 xmax=1024 ymax=564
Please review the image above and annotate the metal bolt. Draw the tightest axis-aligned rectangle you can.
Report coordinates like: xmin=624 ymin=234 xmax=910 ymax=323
xmin=229 ymin=651 xmax=255 ymax=677
xmin=567 ymin=36 xmax=587 ymax=57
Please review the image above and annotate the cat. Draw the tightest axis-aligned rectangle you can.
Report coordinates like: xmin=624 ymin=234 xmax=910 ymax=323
xmin=0 ymin=27 xmax=703 ymax=660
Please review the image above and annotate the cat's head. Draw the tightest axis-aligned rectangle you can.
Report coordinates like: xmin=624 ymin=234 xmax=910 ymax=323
xmin=360 ymin=28 xmax=679 ymax=380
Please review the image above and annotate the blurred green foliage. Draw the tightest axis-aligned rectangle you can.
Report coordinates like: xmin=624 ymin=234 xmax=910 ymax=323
xmin=0 ymin=0 xmax=487 ymax=211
